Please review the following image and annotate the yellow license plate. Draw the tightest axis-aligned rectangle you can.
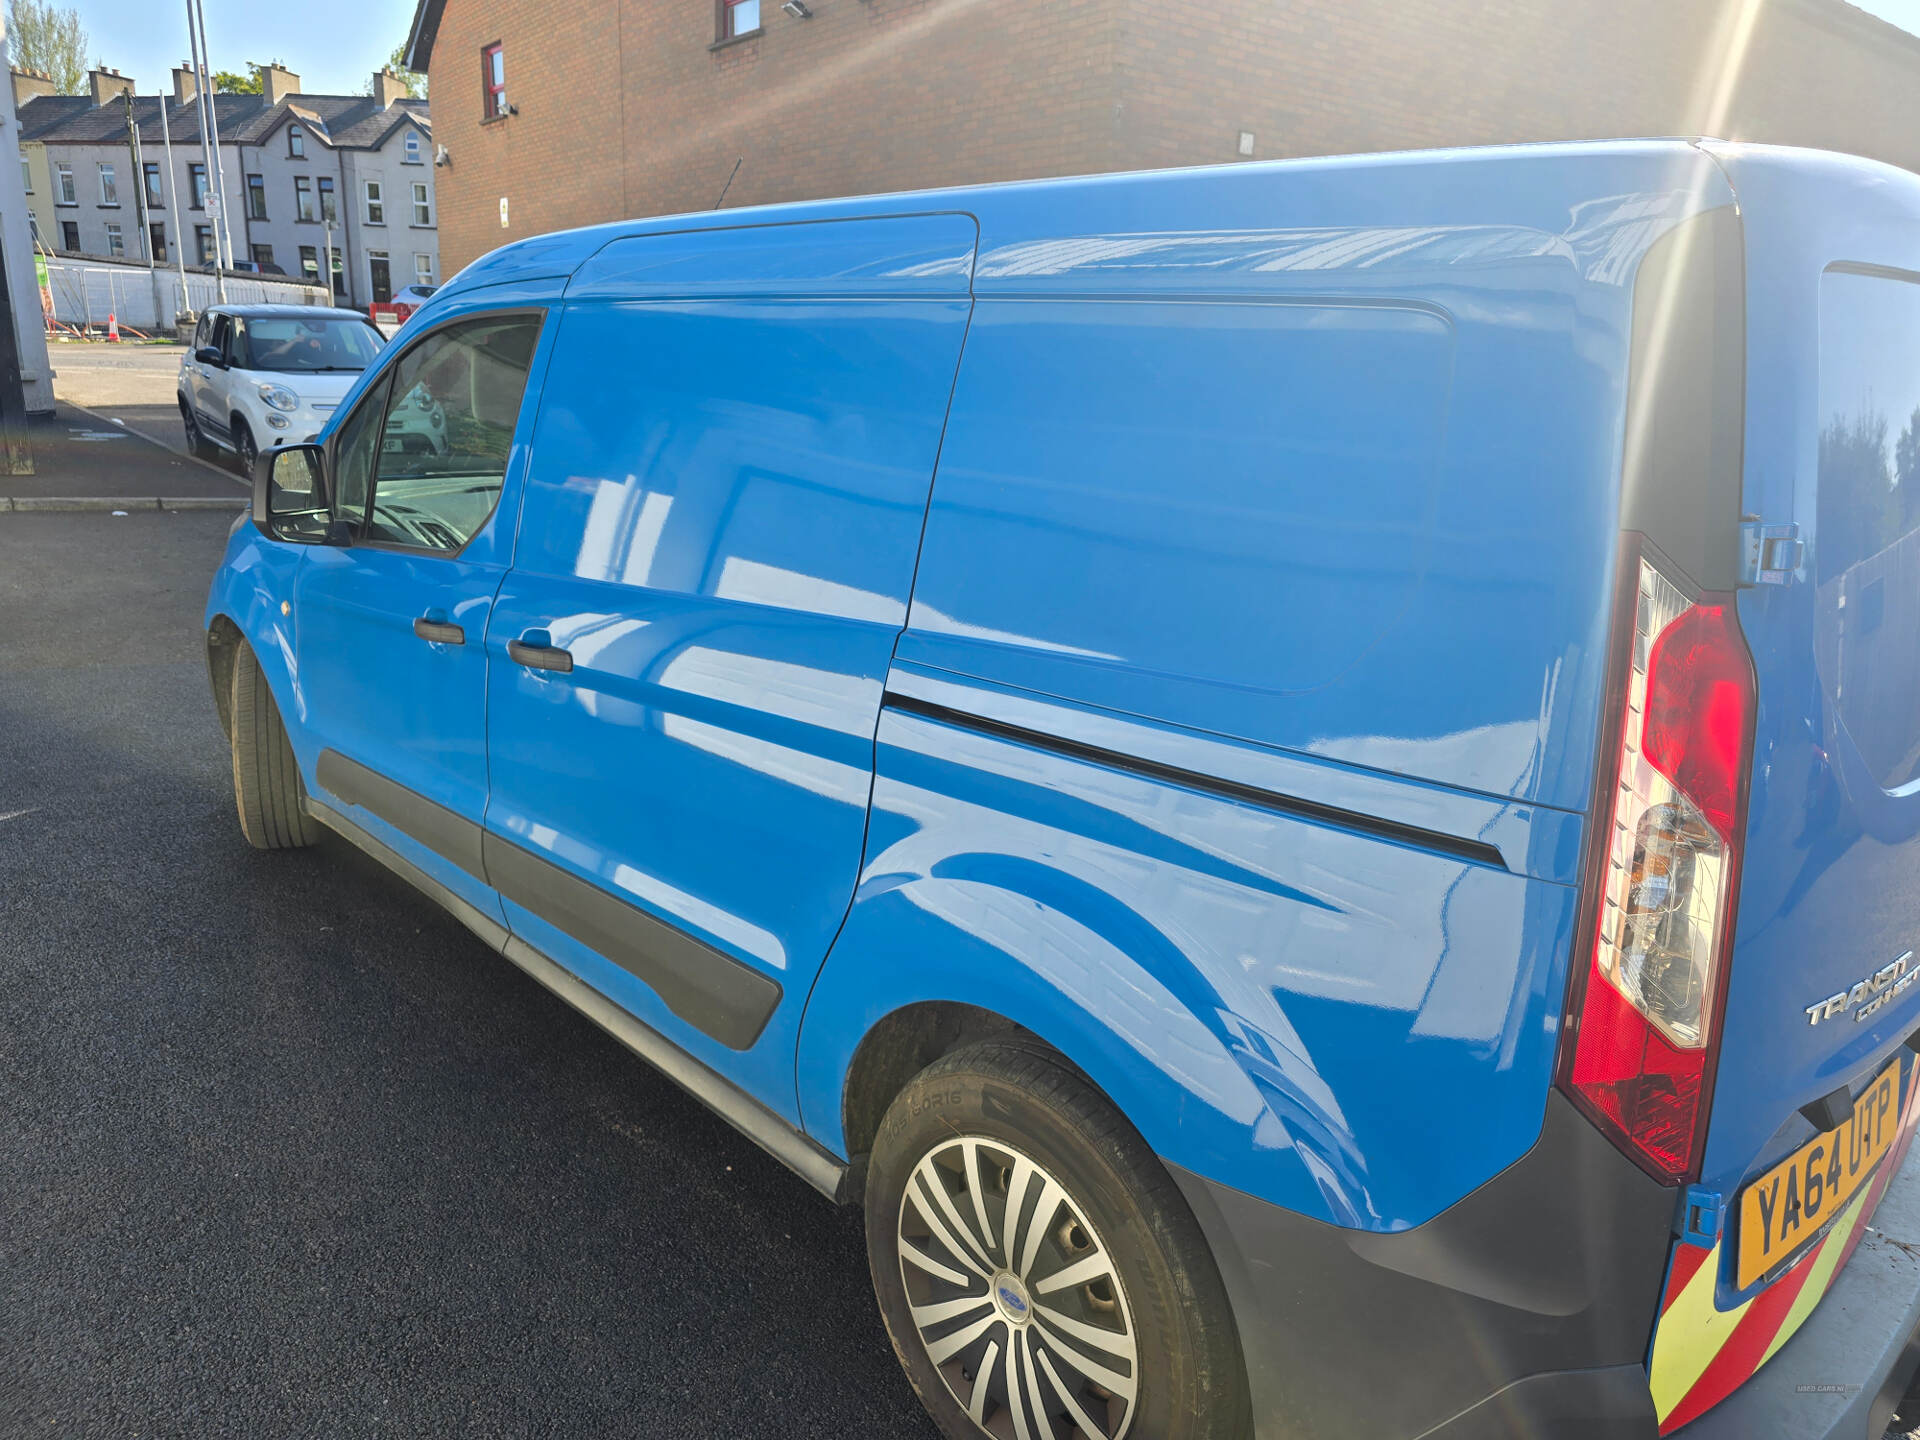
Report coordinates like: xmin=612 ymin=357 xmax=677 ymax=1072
xmin=1736 ymin=1059 xmax=1902 ymax=1290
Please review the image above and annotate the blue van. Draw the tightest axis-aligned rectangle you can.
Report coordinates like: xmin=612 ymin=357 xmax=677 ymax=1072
xmin=205 ymin=140 xmax=1920 ymax=1439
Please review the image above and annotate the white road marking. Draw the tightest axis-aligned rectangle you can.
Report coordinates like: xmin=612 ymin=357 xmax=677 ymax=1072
xmin=0 ymin=807 xmax=39 ymax=823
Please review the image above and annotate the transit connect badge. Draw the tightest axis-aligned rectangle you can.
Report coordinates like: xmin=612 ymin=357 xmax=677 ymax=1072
xmin=1805 ymin=951 xmax=1918 ymax=1026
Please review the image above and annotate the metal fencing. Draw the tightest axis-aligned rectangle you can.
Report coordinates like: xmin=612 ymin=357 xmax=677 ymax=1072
xmin=42 ymin=254 xmax=331 ymax=335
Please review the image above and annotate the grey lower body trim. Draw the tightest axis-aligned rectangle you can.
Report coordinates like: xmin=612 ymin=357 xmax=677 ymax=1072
xmin=482 ymin=830 xmax=781 ymax=1052
xmin=306 ymin=797 xmax=847 ymax=1203
xmin=317 ymin=749 xmax=488 ymax=881
xmin=314 ymin=748 xmax=781 ymax=1051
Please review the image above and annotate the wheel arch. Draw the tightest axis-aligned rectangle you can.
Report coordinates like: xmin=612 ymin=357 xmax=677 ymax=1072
xmin=206 ymin=613 xmax=243 ymax=739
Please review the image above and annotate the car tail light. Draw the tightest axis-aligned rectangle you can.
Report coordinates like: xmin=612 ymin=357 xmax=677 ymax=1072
xmin=1557 ymin=540 xmax=1756 ymax=1183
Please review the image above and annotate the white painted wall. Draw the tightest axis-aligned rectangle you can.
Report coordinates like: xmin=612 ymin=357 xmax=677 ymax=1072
xmin=0 ymin=22 xmax=56 ymax=411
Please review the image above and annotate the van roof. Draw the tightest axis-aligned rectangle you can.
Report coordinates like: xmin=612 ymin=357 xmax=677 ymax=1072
xmin=436 ymin=140 xmax=1920 ymax=304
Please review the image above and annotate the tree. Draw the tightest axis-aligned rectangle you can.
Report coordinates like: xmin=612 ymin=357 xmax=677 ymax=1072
xmin=367 ymin=43 xmax=426 ymax=99
xmin=7 ymin=0 xmax=88 ymax=93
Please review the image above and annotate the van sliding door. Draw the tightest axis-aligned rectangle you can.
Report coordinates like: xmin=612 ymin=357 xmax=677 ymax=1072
xmin=481 ymin=214 xmax=977 ymax=1110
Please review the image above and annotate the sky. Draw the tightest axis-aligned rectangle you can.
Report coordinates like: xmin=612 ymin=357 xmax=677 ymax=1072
xmin=1855 ymin=0 xmax=1920 ymax=33
xmin=27 ymin=0 xmax=420 ymax=98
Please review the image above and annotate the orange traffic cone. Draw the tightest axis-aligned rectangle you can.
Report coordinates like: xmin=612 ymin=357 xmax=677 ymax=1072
xmin=105 ymin=312 xmax=120 ymax=342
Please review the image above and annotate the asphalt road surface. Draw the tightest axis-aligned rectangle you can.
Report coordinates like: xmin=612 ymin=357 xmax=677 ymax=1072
xmin=0 ymin=510 xmax=936 ymax=1438
xmin=49 ymin=340 xmax=245 ymax=477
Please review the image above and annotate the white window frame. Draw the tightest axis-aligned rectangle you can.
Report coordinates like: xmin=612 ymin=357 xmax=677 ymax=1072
xmin=104 ymin=221 xmax=123 ymax=256
xmin=98 ymin=162 xmax=117 ymax=205
xmin=55 ymin=161 xmax=74 ymax=204
xmin=364 ymin=179 xmax=384 ymax=225
xmin=411 ymin=182 xmax=430 ymax=226
xmin=404 ymin=131 xmax=421 ymax=164
xmin=414 ymin=252 xmax=434 ymax=285
xmin=19 ymin=152 xmax=30 ymax=194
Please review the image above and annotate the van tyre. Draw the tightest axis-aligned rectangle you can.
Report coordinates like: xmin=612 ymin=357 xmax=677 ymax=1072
xmin=229 ymin=638 xmax=319 ymax=850
xmin=866 ymin=1040 xmax=1251 ymax=1440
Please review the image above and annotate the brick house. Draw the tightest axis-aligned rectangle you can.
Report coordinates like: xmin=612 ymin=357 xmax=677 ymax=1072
xmin=408 ymin=0 xmax=1920 ymax=279
xmin=16 ymin=64 xmax=437 ymax=307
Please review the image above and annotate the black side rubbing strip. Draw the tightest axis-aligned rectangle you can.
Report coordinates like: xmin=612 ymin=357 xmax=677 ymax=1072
xmin=882 ymin=694 xmax=1508 ymax=870
xmin=317 ymin=749 xmax=488 ymax=881
xmin=482 ymin=832 xmax=782 ymax=1052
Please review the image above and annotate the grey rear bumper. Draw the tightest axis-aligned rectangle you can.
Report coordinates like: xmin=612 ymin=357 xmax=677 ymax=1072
xmin=1672 ymin=1148 xmax=1920 ymax=1440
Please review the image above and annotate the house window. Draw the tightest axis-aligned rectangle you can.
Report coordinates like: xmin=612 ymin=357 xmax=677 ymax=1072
xmin=720 ymin=0 xmax=761 ymax=40
xmin=98 ymin=162 xmax=117 ymax=205
xmin=288 ymin=124 xmax=304 ymax=159
xmin=318 ymin=175 xmax=336 ymax=223
xmin=414 ymin=252 xmax=434 ymax=286
xmin=195 ymin=224 xmax=214 ymax=265
xmin=55 ymin=161 xmax=73 ymax=204
xmin=295 ymin=175 xmax=315 ymax=222
xmin=404 ymin=131 xmax=421 ymax=163
xmin=59 ymin=219 xmax=78 ymax=250
xmin=481 ymin=43 xmax=506 ymax=118
xmin=104 ymin=222 xmax=123 ymax=256
xmin=299 ymin=243 xmax=319 ymax=282
xmin=246 ymin=173 xmax=267 ymax=220
xmin=251 ymin=242 xmax=275 ymax=270
xmin=411 ymin=182 xmax=430 ymax=226
xmin=18 ymin=152 xmax=29 ymax=193
xmin=364 ymin=180 xmax=384 ymax=225
xmin=143 ymin=161 xmax=163 ymax=209
xmin=189 ymin=162 xmax=207 ymax=209
xmin=149 ymin=222 xmax=167 ymax=262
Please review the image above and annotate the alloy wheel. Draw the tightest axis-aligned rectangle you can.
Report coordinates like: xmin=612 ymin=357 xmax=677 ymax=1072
xmin=897 ymin=1136 xmax=1139 ymax=1440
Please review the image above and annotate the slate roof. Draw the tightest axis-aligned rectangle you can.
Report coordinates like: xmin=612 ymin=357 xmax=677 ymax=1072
xmin=17 ymin=91 xmax=429 ymax=151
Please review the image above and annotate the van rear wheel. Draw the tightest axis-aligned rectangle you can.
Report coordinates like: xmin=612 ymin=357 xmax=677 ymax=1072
xmin=865 ymin=1041 xmax=1250 ymax=1440
xmin=228 ymin=638 xmax=318 ymax=850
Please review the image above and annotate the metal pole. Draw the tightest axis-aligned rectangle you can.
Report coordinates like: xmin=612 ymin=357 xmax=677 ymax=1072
xmin=182 ymin=4 xmax=224 ymax=300
xmin=190 ymin=0 xmax=236 ymax=281
xmin=156 ymin=86 xmax=189 ymax=321
xmin=123 ymin=92 xmax=154 ymax=269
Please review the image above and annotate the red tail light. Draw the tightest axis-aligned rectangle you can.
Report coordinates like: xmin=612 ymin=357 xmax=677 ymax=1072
xmin=1557 ymin=539 xmax=1757 ymax=1183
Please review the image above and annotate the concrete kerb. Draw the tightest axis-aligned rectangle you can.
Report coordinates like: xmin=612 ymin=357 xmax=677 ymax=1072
xmin=2 ymin=496 xmax=245 ymax=512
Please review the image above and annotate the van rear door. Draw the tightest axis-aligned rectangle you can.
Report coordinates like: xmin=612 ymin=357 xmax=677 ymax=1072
xmin=1641 ymin=149 xmax=1920 ymax=1431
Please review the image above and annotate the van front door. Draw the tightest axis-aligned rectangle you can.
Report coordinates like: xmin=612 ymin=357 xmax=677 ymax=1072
xmin=482 ymin=215 xmax=977 ymax=1110
xmin=294 ymin=310 xmax=546 ymax=923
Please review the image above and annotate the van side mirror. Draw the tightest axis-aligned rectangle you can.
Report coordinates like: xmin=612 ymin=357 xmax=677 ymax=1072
xmin=251 ymin=443 xmax=336 ymax=544
xmin=194 ymin=345 xmax=225 ymax=368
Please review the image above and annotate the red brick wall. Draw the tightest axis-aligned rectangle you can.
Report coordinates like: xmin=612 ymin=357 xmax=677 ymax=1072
xmin=426 ymin=0 xmax=1920 ymax=275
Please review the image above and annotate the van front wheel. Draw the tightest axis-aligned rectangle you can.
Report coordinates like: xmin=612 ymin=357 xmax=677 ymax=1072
xmin=865 ymin=1041 xmax=1250 ymax=1440
xmin=228 ymin=638 xmax=318 ymax=850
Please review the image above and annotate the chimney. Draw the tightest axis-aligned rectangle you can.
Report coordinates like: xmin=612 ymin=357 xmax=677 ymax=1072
xmin=371 ymin=68 xmax=409 ymax=109
xmin=259 ymin=64 xmax=299 ymax=105
xmin=172 ymin=64 xmax=197 ymax=104
xmin=87 ymin=66 xmax=132 ymax=106
xmin=11 ymin=69 xmax=54 ymax=106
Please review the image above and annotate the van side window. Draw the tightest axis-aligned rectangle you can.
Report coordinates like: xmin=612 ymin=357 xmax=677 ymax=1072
xmin=361 ymin=313 xmax=542 ymax=553
xmin=330 ymin=373 xmax=393 ymax=530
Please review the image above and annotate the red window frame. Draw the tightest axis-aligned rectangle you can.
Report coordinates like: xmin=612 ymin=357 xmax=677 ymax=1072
xmin=481 ymin=43 xmax=506 ymax=119
xmin=719 ymin=0 xmax=760 ymax=40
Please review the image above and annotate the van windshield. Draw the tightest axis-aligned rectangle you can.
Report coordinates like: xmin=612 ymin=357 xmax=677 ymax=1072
xmin=234 ymin=316 xmax=384 ymax=374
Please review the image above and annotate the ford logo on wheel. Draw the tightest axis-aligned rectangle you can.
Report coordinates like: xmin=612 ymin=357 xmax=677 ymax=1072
xmin=997 ymin=1284 xmax=1028 ymax=1317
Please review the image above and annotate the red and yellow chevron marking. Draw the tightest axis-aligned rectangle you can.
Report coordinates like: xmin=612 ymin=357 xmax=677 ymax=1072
xmin=1649 ymin=1072 xmax=1920 ymax=1433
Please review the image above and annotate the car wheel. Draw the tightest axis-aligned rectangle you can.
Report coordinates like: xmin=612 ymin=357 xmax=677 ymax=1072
xmin=232 ymin=418 xmax=258 ymax=477
xmin=865 ymin=1040 xmax=1251 ymax=1440
xmin=229 ymin=637 xmax=319 ymax=850
xmin=180 ymin=399 xmax=215 ymax=460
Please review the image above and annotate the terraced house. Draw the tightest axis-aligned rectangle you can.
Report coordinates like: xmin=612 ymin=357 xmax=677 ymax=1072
xmin=15 ymin=64 xmax=436 ymax=309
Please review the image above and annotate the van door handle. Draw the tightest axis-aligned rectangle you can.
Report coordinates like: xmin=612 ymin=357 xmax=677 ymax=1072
xmin=413 ymin=611 xmax=465 ymax=645
xmin=508 ymin=629 xmax=573 ymax=673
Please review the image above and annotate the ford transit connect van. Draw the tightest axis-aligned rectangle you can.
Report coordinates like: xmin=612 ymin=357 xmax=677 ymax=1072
xmin=204 ymin=140 xmax=1920 ymax=1440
